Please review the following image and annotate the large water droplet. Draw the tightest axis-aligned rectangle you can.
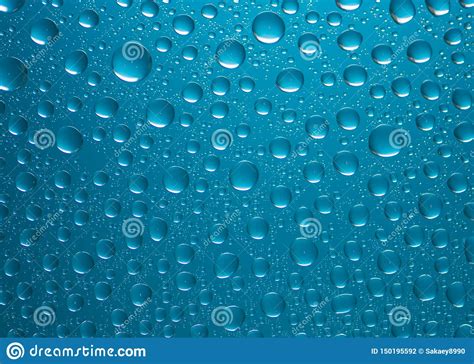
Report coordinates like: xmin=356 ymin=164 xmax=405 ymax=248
xmin=333 ymin=150 xmax=359 ymax=176
xmin=130 ymin=283 xmax=152 ymax=306
xmin=216 ymin=40 xmax=246 ymax=69
xmin=336 ymin=0 xmax=362 ymax=11
xmin=413 ymin=274 xmax=437 ymax=301
xmin=368 ymin=124 xmax=403 ymax=157
xmin=72 ymin=251 xmax=94 ymax=274
xmin=214 ymin=253 xmax=239 ymax=279
xmin=343 ymin=65 xmax=367 ymax=87
xmin=276 ymin=68 xmax=304 ymax=93
xmin=57 ymin=126 xmax=83 ymax=154
xmin=163 ymin=166 xmax=189 ymax=194
xmin=390 ymin=0 xmax=416 ymax=24
xmin=337 ymin=29 xmax=363 ymax=51
xmin=229 ymin=161 xmax=259 ymax=191
xmin=331 ymin=293 xmax=356 ymax=314
xmin=418 ymin=193 xmax=443 ymax=219
xmin=377 ymin=250 xmax=401 ymax=274
xmin=65 ymin=50 xmax=89 ymax=75
xmin=149 ymin=217 xmax=168 ymax=242
xmin=252 ymin=12 xmax=285 ymax=44
xmin=172 ymin=14 xmax=195 ymax=36
xmin=290 ymin=237 xmax=318 ymax=267
xmin=446 ymin=282 xmax=466 ymax=308
xmin=146 ymin=99 xmax=175 ymax=128
xmin=112 ymin=41 xmax=152 ymax=82
xmin=425 ymin=0 xmax=450 ymax=16
xmin=407 ymin=40 xmax=432 ymax=63
xmin=261 ymin=292 xmax=286 ymax=318
xmin=30 ymin=18 xmax=59 ymax=45
xmin=0 ymin=57 xmax=27 ymax=91
xmin=0 ymin=0 xmax=24 ymax=13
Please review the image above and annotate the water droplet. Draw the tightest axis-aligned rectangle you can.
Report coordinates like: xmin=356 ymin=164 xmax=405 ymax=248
xmin=337 ymin=29 xmax=363 ymax=51
xmin=149 ymin=217 xmax=168 ymax=242
xmin=270 ymin=186 xmax=292 ymax=208
xmin=72 ymin=251 xmax=94 ymax=274
xmin=407 ymin=40 xmax=432 ymax=63
xmin=290 ymin=237 xmax=318 ymax=267
xmin=452 ymin=89 xmax=472 ymax=110
xmin=163 ymin=166 xmax=189 ymax=194
xmin=57 ymin=126 xmax=83 ymax=154
xmin=65 ymin=50 xmax=88 ymax=75
xmin=216 ymin=40 xmax=246 ymax=69
xmin=413 ymin=274 xmax=437 ymax=301
xmin=368 ymin=174 xmax=389 ymax=196
xmin=377 ymin=250 xmax=401 ymax=274
xmin=331 ymin=293 xmax=356 ymax=314
xmin=95 ymin=97 xmax=118 ymax=119
xmin=0 ymin=57 xmax=27 ymax=91
xmin=418 ymin=193 xmax=443 ymax=219
xmin=371 ymin=44 xmax=394 ymax=65
xmin=336 ymin=0 xmax=362 ymax=11
xmin=269 ymin=137 xmax=291 ymax=159
xmin=214 ymin=253 xmax=239 ymax=279
xmin=112 ymin=41 xmax=152 ymax=82
xmin=79 ymin=9 xmax=99 ymax=28
xmin=336 ymin=107 xmax=360 ymax=130
xmin=426 ymin=0 xmax=450 ymax=16
xmin=305 ymin=115 xmax=329 ymax=139
xmin=369 ymin=124 xmax=403 ymax=157
xmin=0 ymin=0 xmax=24 ymax=13
xmin=252 ymin=12 xmax=285 ymax=44
xmin=333 ymin=150 xmax=359 ymax=176
xmin=246 ymin=216 xmax=269 ymax=240
xmin=30 ymin=18 xmax=59 ymax=45
xmin=15 ymin=172 xmax=36 ymax=192
xmin=229 ymin=161 xmax=259 ymax=191
xmin=146 ymin=99 xmax=175 ymax=128
xmin=130 ymin=283 xmax=152 ymax=306
xmin=276 ymin=68 xmax=304 ymax=93
xmin=343 ymin=65 xmax=367 ymax=87
xmin=446 ymin=282 xmax=465 ymax=308
xmin=303 ymin=161 xmax=325 ymax=184
xmin=172 ymin=15 xmax=195 ymax=36
xmin=390 ymin=0 xmax=416 ymax=24
xmin=348 ymin=204 xmax=369 ymax=227
xmin=261 ymin=292 xmax=286 ymax=318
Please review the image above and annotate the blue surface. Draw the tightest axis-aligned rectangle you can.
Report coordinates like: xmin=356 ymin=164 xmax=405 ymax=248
xmin=0 ymin=0 xmax=473 ymax=340
xmin=0 ymin=338 xmax=473 ymax=363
